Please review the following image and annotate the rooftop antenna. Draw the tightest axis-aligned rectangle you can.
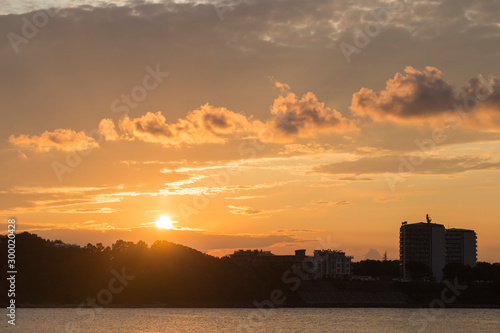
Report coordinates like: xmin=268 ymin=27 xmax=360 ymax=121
xmin=426 ymin=214 xmax=432 ymax=224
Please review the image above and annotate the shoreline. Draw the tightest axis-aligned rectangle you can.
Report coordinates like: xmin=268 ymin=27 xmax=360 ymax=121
xmin=7 ymin=304 xmax=500 ymax=309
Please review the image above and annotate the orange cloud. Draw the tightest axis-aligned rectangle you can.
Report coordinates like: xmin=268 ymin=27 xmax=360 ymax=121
xmin=98 ymin=118 xmax=119 ymax=141
xmin=118 ymin=91 xmax=356 ymax=146
xmin=351 ymin=66 xmax=455 ymax=122
xmin=272 ymin=79 xmax=291 ymax=93
xmin=351 ymin=66 xmax=500 ymax=130
xmin=263 ymin=92 xmax=357 ymax=142
xmin=309 ymin=200 xmax=352 ymax=206
xmin=10 ymin=88 xmax=357 ymax=152
xmin=119 ymin=104 xmax=262 ymax=147
xmin=9 ymin=129 xmax=98 ymax=152
xmin=227 ymin=205 xmax=288 ymax=217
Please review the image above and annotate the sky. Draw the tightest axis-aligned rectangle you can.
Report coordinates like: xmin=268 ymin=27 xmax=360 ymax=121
xmin=1 ymin=0 xmax=500 ymax=262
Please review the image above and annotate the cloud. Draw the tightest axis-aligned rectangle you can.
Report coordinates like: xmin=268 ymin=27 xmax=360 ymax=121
xmin=2 ymin=1 xmax=500 ymax=151
xmin=11 ymin=86 xmax=356 ymax=152
xmin=338 ymin=176 xmax=374 ymax=181
xmin=0 ymin=186 xmax=114 ymax=195
xmin=9 ymin=129 xmax=98 ymax=152
xmin=363 ymin=248 xmax=383 ymax=260
xmin=274 ymin=229 xmax=320 ymax=233
xmin=119 ymin=104 xmax=260 ymax=147
xmin=309 ymin=200 xmax=352 ymax=206
xmin=351 ymin=66 xmax=456 ymax=121
xmin=227 ymin=205 xmax=288 ymax=217
xmin=272 ymin=79 xmax=291 ymax=93
xmin=372 ymin=195 xmax=402 ymax=203
xmin=313 ymin=154 xmax=500 ymax=176
xmin=279 ymin=143 xmax=332 ymax=155
xmin=351 ymin=67 xmax=500 ymax=130
xmin=0 ymin=185 xmax=123 ymax=215
xmin=225 ymin=195 xmax=266 ymax=200
xmin=50 ymin=207 xmax=118 ymax=214
xmin=117 ymin=90 xmax=357 ymax=146
xmin=98 ymin=118 xmax=119 ymax=141
xmin=228 ymin=205 xmax=264 ymax=216
xmin=11 ymin=221 xmax=116 ymax=232
xmin=263 ymin=92 xmax=357 ymax=142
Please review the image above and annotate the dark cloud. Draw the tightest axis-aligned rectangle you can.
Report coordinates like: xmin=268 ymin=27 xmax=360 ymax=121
xmin=263 ymin=92 xmax=357 ymax=142
xmin=363 ymin=248 xmax=383 ymax=260
xmin=352 ymin=66 xmax=456 ymax=120
xmin=2 ymin=0 xmax=499 ymax=140
xmin=351 ymin=67 xmax=500 ymax=130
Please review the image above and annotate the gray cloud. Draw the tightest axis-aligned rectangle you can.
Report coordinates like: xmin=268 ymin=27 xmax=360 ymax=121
xmin=351 ymin=66 xmax=500 ymax=129
xmin=352 ymin=66 xmax=456 ymax=120
xmin=363 ymin=248 xmax=382 ymax=260
xmin=264 ymin=91 xmax=356 ymax=142
xmin=2 ymin=0 xmax=500 ymax=144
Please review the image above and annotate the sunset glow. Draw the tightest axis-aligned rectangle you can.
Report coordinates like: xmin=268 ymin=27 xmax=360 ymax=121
xmin=156 ymin=216 xmax=175 ymax=230
xmin=1 ymin=0 xmax=499 ymax=265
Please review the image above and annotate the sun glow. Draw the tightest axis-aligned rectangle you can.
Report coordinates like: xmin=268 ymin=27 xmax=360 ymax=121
xmin=156 ymin=216 xmax=175 ymax=229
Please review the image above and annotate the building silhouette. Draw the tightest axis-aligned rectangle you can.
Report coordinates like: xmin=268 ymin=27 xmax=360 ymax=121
xmin=445 ymin=228 xmax=477 ymax=266
xmin=399 ymin=218 xmax=446 ymax=281
xmin=229 ymin=249 xmax=352 ymax=279
xmin=400 ymin=216 xmax=477 ymax=281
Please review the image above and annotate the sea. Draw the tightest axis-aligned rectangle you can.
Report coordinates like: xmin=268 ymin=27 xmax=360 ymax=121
xmin=2 ymin=308 xmax=499 ymax=332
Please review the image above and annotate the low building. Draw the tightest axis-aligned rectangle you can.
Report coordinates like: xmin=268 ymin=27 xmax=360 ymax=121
xmin=313 ymin=249 xmax=352 ymax=279
xmin=229 ymin=248 xmax=352 ymax=279
xmin=229 ymin=249 xmax=274 ymax=263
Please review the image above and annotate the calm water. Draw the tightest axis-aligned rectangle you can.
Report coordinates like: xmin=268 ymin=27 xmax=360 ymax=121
xmin=3 ymin=308 xmax=499 ymax=332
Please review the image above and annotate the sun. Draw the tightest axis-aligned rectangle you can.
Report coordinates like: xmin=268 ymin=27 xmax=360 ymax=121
xmin=156 ymin=216 xmax=175 ymax=229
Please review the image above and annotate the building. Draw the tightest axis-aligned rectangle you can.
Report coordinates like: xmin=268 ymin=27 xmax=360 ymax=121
xmin=313 ymin=249 xmax=352 ymax=279
xmin=400 ymin=216 xmax=478 ymax=281
xmin=229 ymin=249 xmax=274 ymax=263
xmin=399 ymin=217 xmax=446 ymax=281
xmin=229 ymin=248 xmax=352 ymax=279
xmin=445 ymin=228 xmax=477 ymax=266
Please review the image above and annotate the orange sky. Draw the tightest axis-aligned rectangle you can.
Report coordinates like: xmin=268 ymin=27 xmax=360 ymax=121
xmin=1 ymin=0 xmax=499 ymax=262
